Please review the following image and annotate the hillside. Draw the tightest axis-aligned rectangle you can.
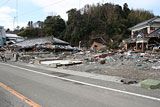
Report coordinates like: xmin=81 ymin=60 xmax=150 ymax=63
xmin=16 ymin=3 xmax=154 ymax=48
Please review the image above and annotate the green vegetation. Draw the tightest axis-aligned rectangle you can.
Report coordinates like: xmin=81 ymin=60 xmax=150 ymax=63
xmin=14 ymin=3 xmax=154 ymax=48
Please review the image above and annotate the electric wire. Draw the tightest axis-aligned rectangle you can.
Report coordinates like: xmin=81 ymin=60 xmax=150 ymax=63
xmin=19 ymin=0 xmax=66 ymax=17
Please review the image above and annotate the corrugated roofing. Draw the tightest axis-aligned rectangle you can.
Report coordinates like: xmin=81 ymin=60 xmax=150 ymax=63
xmin=6 ymin=34 xmax=19 ymax=38
xmin=52 ymin=37 xmax=69 ymax=45
xmin=13 ymin=36 xmax=69 ymax=48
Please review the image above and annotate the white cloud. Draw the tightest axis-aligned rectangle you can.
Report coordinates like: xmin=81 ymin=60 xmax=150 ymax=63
xmin=0 ymin=15 xmax=13 ymax=30
xmin=5 ymin=22 xmax=27 ymax=30
xmin=1 ymin=0 xmax=160 ymax=30
xmin=106 ymin=0 xmax=160 ymax=15
xmin=0 ymin=6 xmax=16 ymax=13
xmin=0 ymin=14 xmax=12 ymax=21
xmin=0 ymin=6 xmax=19 ymax=30
xmin=31 ymin=0 xmax=102 ymax=20
xmin=0 ymin=6 xmax=16 ymax=23
xmin=17 ymin=22 xmax=27 ymax=28
xmin=31 ymin=0 xmax=160 ymax=20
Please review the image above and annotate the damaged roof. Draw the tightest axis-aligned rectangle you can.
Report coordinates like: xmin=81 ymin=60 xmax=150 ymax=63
xmin=150 ymin=28 xmax=160 ymax=35
xmin=6 ymin=34 xmax=20 ymax=38
xmin=145 ymin=28 xmax=160 ymax=37
xmin=129 ymin=16 xmax=160 ymax=30
xmin=125 ymin=38 xmax=137 ymax=43
xmin=91 ymin=37 xmax=107 ymax=44
xmin=52 ymin=37 xmax=69 ymax=45
xmin=13 ymin=36 xmax=69 ymax=48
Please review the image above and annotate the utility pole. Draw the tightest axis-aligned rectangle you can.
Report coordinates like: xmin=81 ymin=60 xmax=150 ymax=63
xmin=13 ymin=16 xmax=16 ymax=30
xmin=16 ymin=0 xmax=18 ymax=27
xmin=79 ymin=41 xmax=81 ymax=50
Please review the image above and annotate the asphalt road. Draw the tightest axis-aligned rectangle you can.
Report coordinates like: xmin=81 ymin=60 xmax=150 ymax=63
xmin=0 ymin=62 xmax=160 ymax=107
xmin=0 ymin=86 xmax=31 ymax=107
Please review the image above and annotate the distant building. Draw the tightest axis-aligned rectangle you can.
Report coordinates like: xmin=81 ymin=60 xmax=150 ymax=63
xmin=6 ymin=34 xmax=25 ymax=45
xmin=90 ymin=37 xmax=107 ymax=52
xmin=129 ymin=16 xmax=160 ymax=38
xmin=123 ymin=16 xmax=160 ymax=52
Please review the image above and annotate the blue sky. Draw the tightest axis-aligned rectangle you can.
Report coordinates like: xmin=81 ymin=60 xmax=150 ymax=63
xmin=0 ymin=0 xmax=160 ymax=30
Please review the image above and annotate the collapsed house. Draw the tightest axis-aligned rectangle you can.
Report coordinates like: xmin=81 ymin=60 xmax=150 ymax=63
xmin=90 ymin=37 xmax=107 ymax=52
xmin=11 ymin=36 xmax=73 ymax=52
xmin=123 ymin=16 xmax=160 ymax=52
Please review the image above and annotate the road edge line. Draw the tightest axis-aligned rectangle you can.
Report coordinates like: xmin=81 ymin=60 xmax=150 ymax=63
xmin=0 ymin=82 xmax=40 ymax=107
xmin=1 ymin=62 xmax=160 ymax=102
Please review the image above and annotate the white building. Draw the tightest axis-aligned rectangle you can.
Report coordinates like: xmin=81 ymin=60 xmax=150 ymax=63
xmin=0 ymin=26 xmax=6 ymax=46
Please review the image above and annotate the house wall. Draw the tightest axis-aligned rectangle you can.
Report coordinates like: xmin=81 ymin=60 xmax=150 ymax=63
xmin=150 ymin=23 xmax=160 ymax=28
xmin=147 ymin=27 xmax=151 ymax=34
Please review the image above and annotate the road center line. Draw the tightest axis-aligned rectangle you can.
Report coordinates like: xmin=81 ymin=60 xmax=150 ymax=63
xmin=0 ymin=82 xmax=40 ymax=107
xmin=1 ymin=62 xmax=160 ymax=102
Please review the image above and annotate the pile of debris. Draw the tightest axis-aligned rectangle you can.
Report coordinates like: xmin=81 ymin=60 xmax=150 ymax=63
xmin=62 ymin=50 xmax=160 ymax=81
xmin=2 ymin=36 xmax=160 ymax=83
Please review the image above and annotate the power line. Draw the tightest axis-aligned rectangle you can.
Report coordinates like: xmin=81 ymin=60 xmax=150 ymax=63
xmin=13 ymin=0 xmax=18 ymax=29
xmin=19 ymin=0 xmax=66 ymax=17
xmin=13 ymin=16 xmax=16 ymax=30
xmin=16 ymin=0 xmax=18 ymax=26
xmin=0 ymin=16 xmax=12 ymax=19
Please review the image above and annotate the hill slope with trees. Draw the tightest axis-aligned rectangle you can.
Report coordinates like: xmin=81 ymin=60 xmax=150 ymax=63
xmin=15 ymin=3 xmax=154 ymax=48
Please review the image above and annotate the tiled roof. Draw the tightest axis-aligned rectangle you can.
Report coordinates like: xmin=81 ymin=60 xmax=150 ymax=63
xmin=129 ymin=16 xmax=160 ymax=30
xmin=6 ymin=34 xmax=19 ymax=38
xmin=13 ymin=36 xmax=69 ymax=48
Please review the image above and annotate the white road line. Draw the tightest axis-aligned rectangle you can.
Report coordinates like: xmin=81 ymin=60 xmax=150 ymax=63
xmin=1 ymin=62 xmax=160 ymax=102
